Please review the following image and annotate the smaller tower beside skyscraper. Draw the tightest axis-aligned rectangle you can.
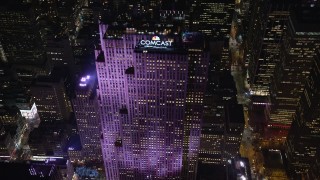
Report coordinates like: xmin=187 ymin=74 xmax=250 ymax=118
xmin=199 ymin=71 xmax=244 ymax=166
xmin=72 ymin=73 xmax=102 ymax=163
xmin=30 ymin=73 xmax=71 ymax=123
xmin=27 ymin=70 xmax=74 ymax=158
xmin=182 ymin=32 xmax=209 ymax=180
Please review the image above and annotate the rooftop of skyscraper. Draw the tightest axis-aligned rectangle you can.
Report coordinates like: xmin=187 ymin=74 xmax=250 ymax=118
xmin=225 ymin=103 xmax=245 ymax=125
xmin=290 ymin=7 xmax=320 ymax=33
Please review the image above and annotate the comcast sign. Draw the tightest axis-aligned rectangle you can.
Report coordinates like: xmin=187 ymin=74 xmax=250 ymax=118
xmin=139 ymin=36 xmax=173 ymax=47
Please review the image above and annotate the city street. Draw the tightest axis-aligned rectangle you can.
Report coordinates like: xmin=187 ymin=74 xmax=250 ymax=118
xmin=230 ymin=2 xmax=266 ymax=178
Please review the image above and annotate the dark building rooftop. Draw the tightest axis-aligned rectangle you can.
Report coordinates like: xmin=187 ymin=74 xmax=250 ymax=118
xmin=225 ymin=103 xmax=245 ymax=125
xmin=290 ymin=7 xmax=320 ymax=33
xmin=206 ymin=70 xmax=237 ymax=101
xmin=262 ymin=149 xmax=286 ymax=169
xmin=0 ymin=161 xmax=62 ymax=180
xmin=197 ymin=163 xmax=227 ymax=180
xmin=34 ymin=68 xmax=67 ymax=84
xmin=0 ymin=105 xmax=19 ymax=116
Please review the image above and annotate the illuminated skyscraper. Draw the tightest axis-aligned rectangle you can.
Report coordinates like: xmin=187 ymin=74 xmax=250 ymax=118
xmin=0 ymin=2 xmax=44 ymax=64
xmin=72 ymin=74 xmax=102 ymax=162
xmin=189 ymin=0 xmax=234 ymax=40
xmin=285 ymin=49 xmax=320 ymax=179
xmin=266 ymin=10 xmax=320 ymax=137
xmin=182 ymin=32 xmax=209 ymax=180
xmin=244 ymin=0 xmax=269 ymax=74
xmin=95 ymin=22 xmax=208 ymax=179
xmin=199 ymin=71 xmax=244 ymax=166
xmin=30 ymin=74 xmax=71 ymax=123
xmin=28 ymin=71 xmax=72 ymax=158
xmin=247 ymin=0 xmax=291 ymax=96
xmin=244 ymin=1 xmax=320 ymax=139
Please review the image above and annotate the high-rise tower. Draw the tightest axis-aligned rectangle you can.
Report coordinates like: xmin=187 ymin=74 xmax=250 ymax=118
xmin=285 ymin=49 xmax=320 ymax=179
xmin=267 ymin=9 xmax=320 ymax=137
xmin=72 ymin=74 xmax=103 ymax=162
xmin=189 ymin=0 xmax=235 ymax=40
xmin=247 ymin=0 xmax=291 ymax=96
xmin=95 ymin=22 xmax=208 ymax=179
xmin=182 ymin=32 xmax=209 ymax=180
xmin=0 ymin=2 xmax=44 ymax=64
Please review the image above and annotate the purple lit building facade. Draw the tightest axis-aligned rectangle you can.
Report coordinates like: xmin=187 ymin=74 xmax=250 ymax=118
xmin=95 ymin=23 xmax=208 ymax=179
xmin=72 ymin=75 xmax=102 ymax=162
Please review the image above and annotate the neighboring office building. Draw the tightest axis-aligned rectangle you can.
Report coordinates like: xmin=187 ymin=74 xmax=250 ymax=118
xmin=285 ymin=49 xmax=320 ymax=179
xmin=0 ymin=159 xmax=74 ymax=180
xmin=243 ymin=0 xmax=268 ymax=74
xmin=0 ymin=106 xmax=19 ymax=126
xmin=189 ymin=0 xmax=235 ymax=40
xmin=197 ymin=155 xmax=251 ymax=180
xmin=182 ymin=32 xmax=209 ymax=180
xmin=200 ymin=102 xmax=244 ymax=165
xmin=28 ymin=113 xmax=69 ymax=158
xmin=28 ymin=71 xmax=72 ymax=158
xmin=0 ymin=107 xmax=18 ymax=158
xmin=247 ymin=0 xmax=291 ymax=96
xmin=30 ymin=70 xmax=72 ymax=123
xmin=199 ymin=71 xmax=241 ymax=165
xmin=72 ymin=74 xmax=103 ymax=162
xmin=0 ymin=2 xmax=45 ymax=65
xmin=307 ymin=151 xmax=320 ymax=179
xmin=224 ymin=103 xmax=245 ymax=162
xmin=261 ymin=149 xmax=288 ymax=180
xmin=267 ymin=9 xmax=320 ymax=138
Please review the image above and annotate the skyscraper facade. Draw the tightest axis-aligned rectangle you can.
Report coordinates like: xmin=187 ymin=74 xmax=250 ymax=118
xmin=189 ymin=0 xmax=234 ymax=40
xmin=182 ymin=33 xmax=209 ymax=180
xmin=96 ymin=24 xmax=187 ymax=179
xmin=224 ymin=103 xmax=244 ymax=161
xmin=96 ymin=22 xmax=208 ymax=179
xmin=285 ymin=49 xmax=320 ymax=179
xmin=247 ymin=0 xmax=291 ymax=96
xmin=0 ymin=2 xmax=44 ymax=64
xmin=199 ymin=71 xmax=240 ymax=165
xmin=242 ymin=1 xmax=320 ymax=141
xmin=30 ymin=75 xmax=71 ymax=123
xmin=267 ymin=10 xmax=320 ymax=137
xmin=72 ymin=74 xmax=102 ymax=162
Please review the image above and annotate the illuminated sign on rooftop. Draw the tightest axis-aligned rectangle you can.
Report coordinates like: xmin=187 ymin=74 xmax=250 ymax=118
xmin=20 ymin=103 xmax=39 ymax=120
xmin=139 ymin=36 xmax=173 ymax=48
xmin=79 ymin=75 xmax=91 ymax=87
